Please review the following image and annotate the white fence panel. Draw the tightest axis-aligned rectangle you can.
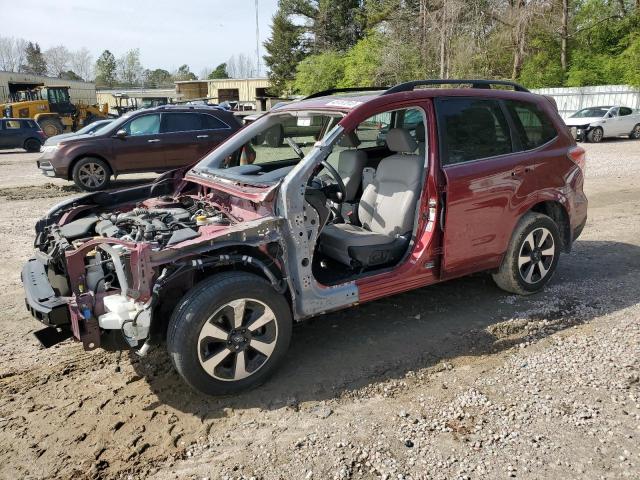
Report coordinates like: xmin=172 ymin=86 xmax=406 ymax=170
xmin=531 ymin=85 xmax=640 ymax=118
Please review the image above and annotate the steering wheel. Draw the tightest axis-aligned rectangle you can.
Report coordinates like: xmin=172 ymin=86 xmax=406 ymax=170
xmin=318 ymin=160 xmax=346 ymax=204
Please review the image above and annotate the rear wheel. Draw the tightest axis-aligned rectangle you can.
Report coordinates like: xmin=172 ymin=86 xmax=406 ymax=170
xmin=24 ymin=138 xmax=41 ymax=152
xmin=587 ymin=126 xmax=603 ymax=143
xmin=72 ymin=157 xmax=111 ymax=191
xmin=38 ymin=117 xmax=64 ymax=137
xmin=492 ymin=212 xmax=561 ymax=295
xmin=167 ymin=272 xmax=292 ymax=396
xmin=630 ymin=124 xmax=640 ymax=140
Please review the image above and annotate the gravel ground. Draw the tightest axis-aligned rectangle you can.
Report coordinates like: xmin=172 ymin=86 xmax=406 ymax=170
xmin=0 ymin=139 xmax=639 ymax=480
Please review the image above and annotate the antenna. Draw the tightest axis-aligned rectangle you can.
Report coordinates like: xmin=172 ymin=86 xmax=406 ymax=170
xmin=255 ymin=0 xmax=260 ymax=77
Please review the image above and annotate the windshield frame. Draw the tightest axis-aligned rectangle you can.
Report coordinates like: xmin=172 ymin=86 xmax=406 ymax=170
xmin=189 ymin=109 xmax=346 ymax=186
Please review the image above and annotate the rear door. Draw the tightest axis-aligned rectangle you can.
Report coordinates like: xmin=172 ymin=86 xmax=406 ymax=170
xmin=197 ymin=113 xmax=235 ymax=158
xmin=617 ymin=107 xmax=636 ymax=134
xmin=437 ymin=96 xmax=538 ymax=278
xmin=160 ymin=112 xmax=204 ymax=168
xmin=1 ymin=119 xmax=24 ymax=149
xmin=112 ymin=113 xmax=165 ymax=172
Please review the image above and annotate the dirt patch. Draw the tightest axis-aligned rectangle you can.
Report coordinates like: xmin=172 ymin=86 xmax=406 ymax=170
xmin=0 ymin=182 xmax=81 ymax=200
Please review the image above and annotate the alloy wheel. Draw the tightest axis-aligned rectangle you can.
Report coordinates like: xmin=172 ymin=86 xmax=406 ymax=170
xmin=197 ymin=298 xmax=278 ymax=381
xmin=591 ymin=128 xmax=603 ymax=142
xmin=518 ymin=227 xmax=555 ymax=284
xmin=632 ymin=125 xmax=640 ymax=139
xmin=77 ymin=162 xmax=106 ymax=188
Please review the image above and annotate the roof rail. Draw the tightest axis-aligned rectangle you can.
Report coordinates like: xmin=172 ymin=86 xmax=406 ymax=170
xmin=304 ymin=86 xmax=388 ymax=100
xmin=384 ymin=79 xmax=530 ymax=94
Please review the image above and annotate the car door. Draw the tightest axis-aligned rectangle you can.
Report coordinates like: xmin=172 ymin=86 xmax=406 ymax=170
xmin=160 ymin=112 xmax=203 ymax=168
xmin=604 ymin=107 xmax=625 ymax=136
xmin=197 ymin=113 xmax=234 ymax=158
xmin=618 ymin=107 xmax=636 ymax=134
xmin=112 ymin=113 xmax=165 ymax=172
xmin=437 ymin=96 xmax=538 ymax=278
xmin=1 ymin=119 xmax=24 ymax=149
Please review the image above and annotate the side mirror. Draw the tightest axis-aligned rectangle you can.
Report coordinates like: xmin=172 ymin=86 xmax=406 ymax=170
xmin=115 ymin=129 xmax=127 ymax=139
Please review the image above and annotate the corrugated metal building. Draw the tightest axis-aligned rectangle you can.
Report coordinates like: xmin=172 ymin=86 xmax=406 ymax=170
xmin=0 ymin=71 xmax=96 ymax=104
xmin=532 ymin=85 xmax=640 ymax=118
xmin=175 ymin=78 xmax=272 ymax=109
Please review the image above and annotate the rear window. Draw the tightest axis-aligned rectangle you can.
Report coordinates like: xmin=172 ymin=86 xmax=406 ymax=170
xmin=201 ymin=113 xmax=230 ymax=130
xmin=5 ymin=120 xmax=21 ymax=129
xmin=436 ymin=98 xmax=512 ymax=165
xmin=619 ymin=107 xmax=633 ymax=116
xmin=161 ymin=113 xmax=203 ymax=133
xmin=505 ymin=100 xmax=557 ymax=150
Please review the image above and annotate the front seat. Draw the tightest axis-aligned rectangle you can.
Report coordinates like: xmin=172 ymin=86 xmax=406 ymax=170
xmin=327 ymin=131 xmax=367 ymax=202
xmin=318 ymin=129 xmax=423 ymax=268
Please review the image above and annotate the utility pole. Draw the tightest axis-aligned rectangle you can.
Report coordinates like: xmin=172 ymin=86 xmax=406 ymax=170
xmin=255 ymin=0 xmax=260 ymax=77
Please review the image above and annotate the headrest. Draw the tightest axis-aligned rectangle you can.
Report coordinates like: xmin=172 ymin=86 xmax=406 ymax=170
xmin=414 ymin=122 xmax=425 ymax=142
xmin=386 ymin=128 xmax=418 ymax=153
xmin=338 ymin=131 xmax=361 ymax=148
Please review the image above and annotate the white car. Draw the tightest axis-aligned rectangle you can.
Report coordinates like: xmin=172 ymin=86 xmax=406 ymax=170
xmin=564 ymin=106 xmax=640 ymax=142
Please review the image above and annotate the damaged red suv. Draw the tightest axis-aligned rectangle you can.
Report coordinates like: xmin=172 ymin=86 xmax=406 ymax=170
xmin=22 ymin=80 xmax=587 ymax=395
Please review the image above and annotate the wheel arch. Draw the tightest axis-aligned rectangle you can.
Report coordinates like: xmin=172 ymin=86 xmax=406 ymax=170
xmin=68 ymin=153 xmax=113 ymax=180
xmin=22 ymin=136 xmax=42 ymax=148
xmin=529 ymin=200 xmax=571 ymax=253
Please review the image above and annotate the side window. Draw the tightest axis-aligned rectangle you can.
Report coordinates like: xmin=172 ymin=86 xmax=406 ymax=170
xmin=619 ymin=107 xmax=633 ymax=116
xmin=355 ymin=112 xmax=391 ymax=149
xmin=201 ymin=114 xmax=230 ymax=130
xmin=161 ymin=113 xmax=203 ymax=133
xmin=505 ymin=100 xmax=557 ymax=150
xmin=5 ymin=120 xmax=21 ymax=129
xmin=124 ymin=114 xmax=161 ymax=136
xmin=437 ymin=98 xmax=512 ymax=165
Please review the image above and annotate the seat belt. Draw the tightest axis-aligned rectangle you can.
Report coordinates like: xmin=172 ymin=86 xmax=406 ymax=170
xmin=362 ymin=167 xmax=375 ymax=191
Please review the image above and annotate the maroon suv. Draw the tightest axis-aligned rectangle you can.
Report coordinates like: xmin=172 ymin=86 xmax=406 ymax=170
xmin=37 ymin=105 xmax=241 ymax=191
xmin=23 ymin=79 xmax=587 ymax=395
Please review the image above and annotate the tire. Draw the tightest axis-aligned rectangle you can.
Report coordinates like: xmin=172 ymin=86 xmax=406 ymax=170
xmin=587 ymin=126 xmax=603 ymax=143
xmin=265 ymin=125 xmax=284 ymax=147
xmin=167 ymin=272 xmax=292 ymax=396
xmin=251 ymin=133 xmax=266 ymax=146
xmin=38 ymin=117 xmax=64 ymax=137
xmin=630 ymin=124 xmax=640 ymax=140
xmin=72 ymin=157 xmax=111 ymax=191
xmin=492 ymin=212 xmax=561 ymax=295
xmin=24 ymin=138 xmax=41 ymax=152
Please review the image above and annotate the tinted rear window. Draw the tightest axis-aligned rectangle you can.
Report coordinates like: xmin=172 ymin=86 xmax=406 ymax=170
xmin=162 ymin=113 xmax=203 ymax=133
xmin=505 ymin=100 xmax=557 ymax=150
xmin=436 ymin=98 xmax=512 ymax=165
xmin=201 ymin=113 xmax=230 ymax=129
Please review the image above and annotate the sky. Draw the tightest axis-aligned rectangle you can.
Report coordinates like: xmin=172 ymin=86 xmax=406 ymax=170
xmin=1 ymin=0 xmax=280 ymax=76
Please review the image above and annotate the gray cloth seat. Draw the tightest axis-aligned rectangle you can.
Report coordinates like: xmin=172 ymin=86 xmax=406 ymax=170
xmin=333 ymin=131 xmax=367 ymax=202
xmin=318 ymin=128 xmax=423 ymax=267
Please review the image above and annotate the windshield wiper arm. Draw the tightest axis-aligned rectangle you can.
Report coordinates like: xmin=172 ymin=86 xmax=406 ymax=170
xmin=285 ymin=137 xmax=305 ymax=160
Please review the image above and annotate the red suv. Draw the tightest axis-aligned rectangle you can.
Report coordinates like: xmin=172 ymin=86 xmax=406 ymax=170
xmin=22 ymin=80 xmax=587 ymax=395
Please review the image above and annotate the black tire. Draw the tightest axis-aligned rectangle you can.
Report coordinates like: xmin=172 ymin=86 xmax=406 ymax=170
xmin=251 ymin=133 xmax=266 ymax=146
xmin=587 ymin=126 xmax=603 ymax=143
xmin=492 ymin=212 xmax=561 ymax=295
xmin=630 ymin=124 xmax=640 ymax=140
xmin=72 ymin=157 xmax=111 ymax=191
xmin=23 ymin=138 xmax=41 ymax=152
xmin=167 ymin=272 xmax=292 ymax=396
xmin=39 ymin=117 xmax=64 ymax=137
xmin=265 ymin=125 xmax=284 ymax=147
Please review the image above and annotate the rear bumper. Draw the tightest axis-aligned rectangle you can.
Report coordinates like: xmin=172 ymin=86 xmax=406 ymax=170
xmin=22 ymin=258 xmax=70 ymax=327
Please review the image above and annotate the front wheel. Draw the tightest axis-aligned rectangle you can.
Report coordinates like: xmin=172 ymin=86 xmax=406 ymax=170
xmin=167 ymin=272 xmax=292 ymax=395
xmin=492 ymin=212 xmax=561 ymax=295
xmin=630 ymin=124 xmax=640 ymax=140
xmin=587 ymin=126 xmax=604 ymax=143
xmin=24 ymin=138 xmax=41 ymax=152
xmin=72 ymin=157 xmax=111 ymax=191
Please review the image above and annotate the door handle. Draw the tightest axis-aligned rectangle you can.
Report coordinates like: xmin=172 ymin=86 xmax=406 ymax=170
xmin=511 ymin=166 xmax=531 ymax=176
xmin=196 ymin=135 xmax=209 ymax=139
xmin=147 ymin=139 xmax=161 ymax=143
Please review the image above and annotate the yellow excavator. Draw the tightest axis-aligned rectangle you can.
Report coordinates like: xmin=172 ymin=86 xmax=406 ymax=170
xmin=1 ymin=85 xmax=109 ymax=137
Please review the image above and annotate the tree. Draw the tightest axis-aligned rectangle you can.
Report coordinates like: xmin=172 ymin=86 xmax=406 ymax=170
xmin=95 ymin=50 xmax=117 ymax=87
xmin=293 ymin=51 xmax=345 ymax=95
xmin=22 ymin=42 xmax=47 ymax=75
xmin=59 ymin=70 xmax=82 ymax=81
xmin=208 ymin=63 xmax=230 ymax=79
xmin=173 ymin=64 xmax=197 ymax=81
xmin=70 ymin=47 xmax=93 ymax=81
xmin=341 ymin=33 xmax=384 ymax=87
xmin=0 ymin=36 xmax=27 ymax=72
xmin=45 ymin=45 xmax=71 ymax=77
xmin=117 ymin=49 xmax=143 ymax=86
xmin=143 ymin=68 xmax=173 ymax=87
xmin=263 ymin=9 xmax=307 ymax=94
xmin=227 ymin=53 xmax=257 ymax=78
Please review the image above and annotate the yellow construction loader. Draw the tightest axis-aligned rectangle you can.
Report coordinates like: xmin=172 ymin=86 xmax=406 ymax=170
xmin=1 ymin=85 xmax=109 ymax=137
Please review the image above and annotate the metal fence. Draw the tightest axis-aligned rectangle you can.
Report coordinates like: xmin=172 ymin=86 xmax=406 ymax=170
xmin=531 ymin=85 xmax=640 ymax=118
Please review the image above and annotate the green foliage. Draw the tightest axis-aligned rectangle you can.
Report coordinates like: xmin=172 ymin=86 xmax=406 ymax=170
xmin=22 ymin=42 xmax=47 ymax=76
xmin=59 ymin=70 xmax=82 ymax=81
xmin=208 ymin=63 xmax=229 ymax=79
xmin=618 ymin=33 xmax=640 ymax=86
xmin=174 ymin=64 xmax=197 ymax=81
xmin=341 ymin=33 xmax=384 ymax=87
xmin=143 ymin=68 xmax=173 ymax=87
xmin=95 ymin=50 xmax=117 ymax=87
xmin=293 ymin=51 xmax=345 ymax=95
xmin=264 ymin=9 xmax=307 ymax=95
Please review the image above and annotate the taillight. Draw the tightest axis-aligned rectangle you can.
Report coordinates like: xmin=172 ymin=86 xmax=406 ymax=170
xmin=568 ymin=145 xmax=586 ymax=173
